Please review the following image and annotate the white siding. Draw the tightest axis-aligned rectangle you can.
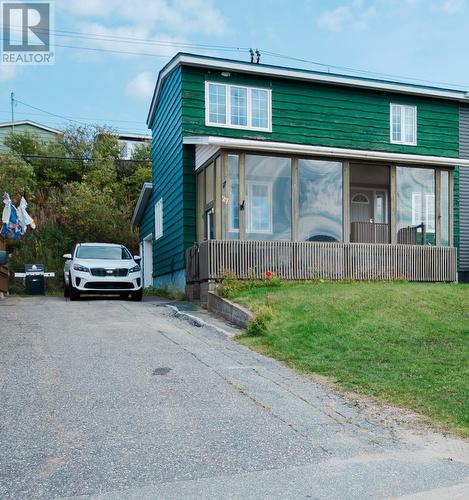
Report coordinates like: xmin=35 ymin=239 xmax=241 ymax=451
xmin=195 ymin=145 xmax=220 ymax=170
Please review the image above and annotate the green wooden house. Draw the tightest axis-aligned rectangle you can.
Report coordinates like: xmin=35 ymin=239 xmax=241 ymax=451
xmin=0 ymin=120 xmax=62 ymax=152
xmin=132 ymin=53 xmax=469 ymax=296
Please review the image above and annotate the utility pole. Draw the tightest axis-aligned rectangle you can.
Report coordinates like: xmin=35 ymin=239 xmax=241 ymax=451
xmin=10 ymin=92 xmax=14 ymax=131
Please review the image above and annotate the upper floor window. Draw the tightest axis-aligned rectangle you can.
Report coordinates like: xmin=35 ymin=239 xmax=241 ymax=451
xmin=390 ymin=104 xmax=417 ymax=145
xmin=205 ymin=82 xmax=271 ymax=131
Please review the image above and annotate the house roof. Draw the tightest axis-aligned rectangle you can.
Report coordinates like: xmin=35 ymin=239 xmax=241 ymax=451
xmin=131 ymin=182 xmax=153 ymax=226
xmin=183 ymin=135 xmax=469 ymax=168
xmin=117 ymin=132 xmax=151 ymax=141
xmin=147 ymin=52 xmax=469 ymax=126
xmin=0 ymin=120 xmax=63 ymax=135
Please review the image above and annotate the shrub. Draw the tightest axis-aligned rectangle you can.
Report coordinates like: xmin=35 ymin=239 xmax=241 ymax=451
xmin=246 ymin=306 xmax=273 ymax=336
xmin=217 ymin=271 xmax=244 ymax=298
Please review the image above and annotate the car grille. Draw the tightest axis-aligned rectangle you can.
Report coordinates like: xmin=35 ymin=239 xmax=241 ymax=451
xmin=90 ymin=268 xmax=129 ymax=277
xmin=84 ymin=282 xmax=134 ymax=290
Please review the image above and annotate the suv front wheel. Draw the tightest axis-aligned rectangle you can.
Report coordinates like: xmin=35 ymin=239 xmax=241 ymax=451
xmin=69 ymin=274 xmax=80 ymax=301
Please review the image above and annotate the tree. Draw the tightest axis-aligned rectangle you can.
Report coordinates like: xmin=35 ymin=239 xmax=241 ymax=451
xmin=0 ymin=153 xmax=36 ymax=200
xmin=62 ymin=182 xmax=137 ymax=249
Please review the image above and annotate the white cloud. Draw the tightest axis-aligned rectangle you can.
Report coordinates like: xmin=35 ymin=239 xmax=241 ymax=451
xmin=59 ymin=0 xmax=227 ymax=36
xmin=318 ymin=0 xmax=377 ymax=32
xmin=437 ymin=0 xmax=465 ymax=14
xmin=126 ymin=71 xmax=155 ymax=101
xmin=0 ymin=65 xmax=17 ymax=82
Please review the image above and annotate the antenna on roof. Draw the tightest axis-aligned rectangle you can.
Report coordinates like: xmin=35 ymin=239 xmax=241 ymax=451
xmin=249 ymin=49 xmax=260 ymax=64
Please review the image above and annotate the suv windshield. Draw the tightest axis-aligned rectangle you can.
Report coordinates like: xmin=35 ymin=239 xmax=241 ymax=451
xmin=76 ymin=246 xmax=132 ymax=260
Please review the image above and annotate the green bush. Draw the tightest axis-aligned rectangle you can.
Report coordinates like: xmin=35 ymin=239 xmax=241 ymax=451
xmin=246 ymin=306 xmax=273 ymax=336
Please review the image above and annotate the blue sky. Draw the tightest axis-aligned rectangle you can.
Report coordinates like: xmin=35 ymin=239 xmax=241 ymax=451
xmin=0 ymin=0 xmax=467 ymax=135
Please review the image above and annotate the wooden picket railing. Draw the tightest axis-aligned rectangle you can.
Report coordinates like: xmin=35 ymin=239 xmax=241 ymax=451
xmin=351 ymin=222 xmax=390 ymax=243
xmin=186 ymin=240 xmax=457 ymax=283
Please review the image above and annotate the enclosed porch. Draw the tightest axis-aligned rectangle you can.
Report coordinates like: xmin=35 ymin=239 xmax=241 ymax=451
xmin=187 ymin=147 xmax=457 ymax=290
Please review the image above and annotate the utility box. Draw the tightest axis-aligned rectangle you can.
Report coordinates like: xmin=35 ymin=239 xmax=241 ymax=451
xmin=24 ymin=264 xmax=45 ymax=295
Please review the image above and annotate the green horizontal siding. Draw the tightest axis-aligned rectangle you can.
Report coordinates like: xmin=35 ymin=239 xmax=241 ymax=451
xmin=181 ymin=67 xmax=459 ymax=157
xmin=0 ymin=123 xmax=59 ymax=152
xmin=143 ymin=67 xmax=187 ymax=278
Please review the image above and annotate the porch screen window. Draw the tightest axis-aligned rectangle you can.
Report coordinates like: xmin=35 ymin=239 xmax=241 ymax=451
xmin=154 ymin=198 xmax=163 ymax=240
xmin=245 ymin=154 xmax=291 ymax=240
xmin=397 ymin=167 xmax=435 ymax=245
xmin=247 ymin=182 xmax=272 ymax=233
xmin=298 ymin=159 xmax=343 ymax=242
xmin=206 ymin=82 xmax=271 ymax=131
xmin=227 ymin=154 xmax=239 ymax=238
xmin=440 ymin=170 xmax=450 ymax=246
xmin=390 ymin=104 xmax=417 ymax=145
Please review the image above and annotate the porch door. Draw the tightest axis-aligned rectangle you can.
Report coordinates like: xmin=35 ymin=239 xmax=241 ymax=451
xmin=351 ymin=190 xmax=372 ymax=222
xmin=143 ymin=235 xmax=153 ymax=288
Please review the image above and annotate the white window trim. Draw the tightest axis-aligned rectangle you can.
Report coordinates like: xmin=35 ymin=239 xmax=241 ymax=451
xmin=154 ymin=198 xmax=163 ymax=240
xmin=390 ymin=103 xmax=417 ymax=146
xmin=205 ymin=81 xmax=272 ymax=132
xmin=246 ymin=180 xmax=273 ymax=234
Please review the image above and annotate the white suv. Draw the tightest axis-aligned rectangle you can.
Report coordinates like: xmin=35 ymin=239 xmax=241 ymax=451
xmin=63 ymin=243 xmax=143 ymax=301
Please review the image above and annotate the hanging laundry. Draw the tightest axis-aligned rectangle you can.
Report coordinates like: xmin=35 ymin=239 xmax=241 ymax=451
xmin=17 ymin=197 xmax=36 ymax=234
xmin=1 ymin=193 xmax=35 ymax=239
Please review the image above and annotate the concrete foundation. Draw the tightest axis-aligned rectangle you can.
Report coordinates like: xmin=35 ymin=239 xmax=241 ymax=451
xmin=207 ymin=291 xmax=254 ymax=329
xmin=153 ymin=269 xmax=186 ymax=293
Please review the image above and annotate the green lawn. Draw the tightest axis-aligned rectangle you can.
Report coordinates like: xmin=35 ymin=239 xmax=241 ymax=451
xmin=232 ymin=281 xmax=469 ymax=435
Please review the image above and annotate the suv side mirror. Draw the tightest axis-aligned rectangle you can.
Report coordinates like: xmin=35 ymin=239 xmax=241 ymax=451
xmin=63 ymin=253 xmax=72 ymax=260
xmin=0 ymin=250 xmax=8 ymax=266
xmin=134 ymin=255 xmax=142 ymax=262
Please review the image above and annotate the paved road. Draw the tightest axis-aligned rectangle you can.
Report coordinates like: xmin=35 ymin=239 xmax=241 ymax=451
xmin=1 ymin=296 xmax=468 ymax=499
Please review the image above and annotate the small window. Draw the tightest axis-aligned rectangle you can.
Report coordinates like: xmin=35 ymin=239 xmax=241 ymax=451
xmin=390 ymin=104 xmax=417 ymax=145
xmin=206 ymin=82 xmax=271 ymax=131
xmin=154 ymin=198 xmax=163 ymax=240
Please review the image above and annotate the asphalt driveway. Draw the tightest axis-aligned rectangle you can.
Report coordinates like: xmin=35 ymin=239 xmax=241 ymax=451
xmin=0 ymin=296 xmax=468 ymax=499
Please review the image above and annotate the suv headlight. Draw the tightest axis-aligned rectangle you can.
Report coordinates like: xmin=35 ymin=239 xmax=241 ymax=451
xmin=129 ymin=264 xmax=141 ymax=273
xmin=73 ymin=263 xmax=90 ymax=273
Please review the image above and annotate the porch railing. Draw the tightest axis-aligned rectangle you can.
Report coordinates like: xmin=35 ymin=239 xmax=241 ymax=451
xmin=186 ymin=240 xmax=457 ymax=283
xmin=351 ymin=222 xmax=390 ymax=243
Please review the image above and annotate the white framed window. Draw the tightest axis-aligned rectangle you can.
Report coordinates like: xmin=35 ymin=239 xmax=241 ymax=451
xmin=154 ymin=198 xmax=163 ymax=240
xmin=390 ymin=104 xmax=417 ymax=145
xmin=205 ymin=82 xmax=271 ymax=132
xmin=246 ymin=181 xmax=272 ymax=233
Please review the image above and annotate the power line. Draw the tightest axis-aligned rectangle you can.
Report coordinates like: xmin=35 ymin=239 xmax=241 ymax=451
xmin=13 ymin=97 xmax=89 ymax=126
xmin=0 ymin=109 xmax=146 ymax=125
xmin=11 ymin=98 xmax=149 ymax=135
xmin=19 ymin=154 xmax=150 ymax=163
xmin=54 ymin=42 xmax=175 ymax=59
xmin=3 ymin=24 xmax=248 ymax=53
xmin=4 ymin=23 xmax=466 ymax=89
xmin=258 ymin=50 xmax=469 ymax=91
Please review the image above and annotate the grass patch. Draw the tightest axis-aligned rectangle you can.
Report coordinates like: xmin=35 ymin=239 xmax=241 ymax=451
xmin=233 ymin=281 xmax=469 ymax=435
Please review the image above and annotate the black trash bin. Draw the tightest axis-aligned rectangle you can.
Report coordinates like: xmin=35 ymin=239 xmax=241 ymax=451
xmin=25 ymin=264 xmax=45 ymax=295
